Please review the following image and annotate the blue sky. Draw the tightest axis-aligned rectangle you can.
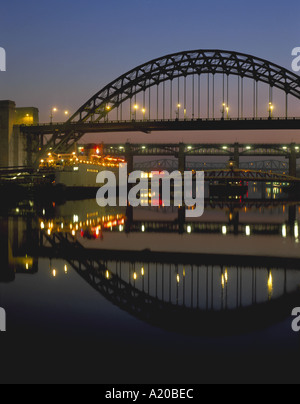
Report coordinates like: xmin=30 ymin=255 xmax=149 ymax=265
xmin=0 ymin=0 xmax=299 ymax=127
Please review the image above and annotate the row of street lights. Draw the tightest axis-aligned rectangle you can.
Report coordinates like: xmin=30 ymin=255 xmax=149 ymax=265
xmin=50 ymin=107 xmax=70 ymax=124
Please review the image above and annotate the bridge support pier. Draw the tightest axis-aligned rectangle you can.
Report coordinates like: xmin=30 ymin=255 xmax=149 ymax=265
xmin=289 ymin=144 xmax=297 ymax=177
xmin=125 ymin=143 xmax=134 ymax=174
xmin=234 ymin=143 xmax=240 ymax=168
xmin=178 ymin=143 xmax=186 ymax=174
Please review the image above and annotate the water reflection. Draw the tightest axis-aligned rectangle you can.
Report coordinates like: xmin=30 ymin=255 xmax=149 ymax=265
xmin=1 ymin=195 xmax=300 ymax=336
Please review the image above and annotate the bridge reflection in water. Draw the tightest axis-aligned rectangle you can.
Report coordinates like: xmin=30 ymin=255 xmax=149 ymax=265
xmin=2 ymin=195 xmax=300 ymax=337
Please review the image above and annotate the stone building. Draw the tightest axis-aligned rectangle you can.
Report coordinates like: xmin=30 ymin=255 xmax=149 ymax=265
xmin=0 ymin=100 xmax=39 ymax=167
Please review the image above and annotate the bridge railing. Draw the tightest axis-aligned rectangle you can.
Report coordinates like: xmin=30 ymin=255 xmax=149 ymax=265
xmin=19 ymin=116 xmax=300 ymax=127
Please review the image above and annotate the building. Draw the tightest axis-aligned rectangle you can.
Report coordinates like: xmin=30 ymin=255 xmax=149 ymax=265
xmin=0 ymin=100 xmax=39 ymax=167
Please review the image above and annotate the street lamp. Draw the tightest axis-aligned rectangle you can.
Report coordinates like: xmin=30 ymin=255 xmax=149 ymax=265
xmin=50 ymin=107 xmax=57 ymax=124
xmin=226 ymin=106 xmax=229 ymax=120
xmin=269 ymin=103 xmax=274 ymax=119
xmin=133 ymin=104 xmax=138 ymax=120
xmin=221 ymin=103 xmax=226 ymax=119
xmin=142 ymin=108 xmax=146 ymax=121
xmin=176 ymin=104 xmax=181 ymax=119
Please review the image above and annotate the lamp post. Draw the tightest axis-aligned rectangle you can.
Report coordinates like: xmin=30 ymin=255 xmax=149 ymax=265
xmin=133 ymin=104 xmax=138 ymax=120
xmin=221 ymin=103 xmax=226 ymax=119
xmin=269 ymin=103 xmax=274 ymax=119
xmin=142 ymin=108 xmax=146 ymax=121
xmin=176 ymin=104 xmax=181 ymax=120
xmin=50 ymin=107 xmax=57 ymax=124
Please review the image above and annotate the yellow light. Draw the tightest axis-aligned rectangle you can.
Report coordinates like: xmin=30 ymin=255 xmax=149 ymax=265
xmin=65 ymin=110 xmax=69 ymax=115
xmin=268 ymin=272 xmax=273 ymax=297
xmin=141 ymin=267 xmax=145 ymax=276
xmin=133 ymin=272 xmax=137 ymax=281
xmin=176 ymin=274 xmax=180 ymax=284
xmin=26 ymin=263 xmax=29 ymax=270
xmin=53 ymin=108 xmax=57 ymax=112
xmin=64 ymin=265 xmax=68 ymax=274
xmin=40 ymin=222 xmax=45 ymax=230
xmin=52 ymin=269 xmax=57 ymax=277
xmin=134 ymin=104 xmax=138 ymax=110
xmin=225 ymin=269 xmax=228 ymax=283
xmin=105 ymin=270 xmax=110 ymax=279
xmin=221 ymin=274 xmax=225 ymax=289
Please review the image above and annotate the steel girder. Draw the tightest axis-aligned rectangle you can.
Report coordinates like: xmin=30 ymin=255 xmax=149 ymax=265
xmin=68 ymin=49 xmax=300 ymax=125
xmin=39 ymin=49 xmax=300 ymax=157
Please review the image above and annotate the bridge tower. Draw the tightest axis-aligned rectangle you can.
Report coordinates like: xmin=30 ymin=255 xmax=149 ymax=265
xmin=0 ymin=100 xmax=39 ymax=168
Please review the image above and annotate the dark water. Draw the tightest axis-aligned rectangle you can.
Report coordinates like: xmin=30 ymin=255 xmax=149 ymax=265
xmin=1 ymin=184 xmax=300 ymax=384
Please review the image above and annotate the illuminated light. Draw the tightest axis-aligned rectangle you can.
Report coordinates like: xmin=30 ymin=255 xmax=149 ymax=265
xmin=282 ymin=224 xmax=287 ymax=238
xmin=73 ymin=167 xmax=79 ymax=171
xmin=223 ymin=146 xmax=228 ymax=150
xmin=133 ymin=104 xmax=139 ymax=110
xmin=64 ymin=265 xmax=68 ymax=274
xmin=268 ymin=272 xmax=273 ymax=298
xmin=72 ymin=230 xmax=76 ymax=236
xmin=176 ymin=274 xmax=180 ymax=284
xmin=40 ymin=222 xmax=45 ymax=230
xmin=40 ymin=159 xmax=44 ymax=163
xmin=283 ymin=146 xmax=287 ymax=150
xmin=221 ymin=274 xmax=225 ymax=289
xmin=246 ymin=146 xmax=251 ymax=150
xmin=52 ymin=269 xmax=57 ymax=278
xmin=133 ymin=272 xmax=137 ymax=281
xmin=26 ymin=263 xmax=29 ymax=270
xmin=187 ymin=225 xmax=192 ymax=234
xmin=222 ymin=226 xmax=227 ymax=235
xmin=225 ymin=269 xmax=228 ymax=283
xmin=141 ymin=225 xmax=145 ymax=232
xmin=47 ymin=229 xmax=51 ymax=235
xmin=105 ymin=270 xmax=110 ymax=279
xmin=119 ymin=225 xmax=124 ymax=232
xmin=61 ymin=223 xmax=64 ymax=229
xmin=294 ymin=222 xmax=299 ymax=239
xmin=245 ymin=226 xmax=251 ymax=237
xmin=141 ymin=267 xmax=145 ymax=276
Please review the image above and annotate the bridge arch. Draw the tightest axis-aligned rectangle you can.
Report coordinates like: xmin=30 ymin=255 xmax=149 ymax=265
xmin=68 ymin=49 xmax=300 ymax=124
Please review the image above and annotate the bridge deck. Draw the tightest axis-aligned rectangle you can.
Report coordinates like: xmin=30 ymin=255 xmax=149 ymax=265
xmin=20 ymin=117 xmax=300 ymax=135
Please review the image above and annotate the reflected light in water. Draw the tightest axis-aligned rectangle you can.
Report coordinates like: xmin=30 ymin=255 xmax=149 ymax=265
xmin=282 ymin=224 xmax=287 ymax=238
xmin=245 ymin=226 xmax=251 ymax=237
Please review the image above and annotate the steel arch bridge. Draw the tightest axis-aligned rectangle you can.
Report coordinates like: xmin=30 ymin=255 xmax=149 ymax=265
xmin=69 ymin=49 xmax=300 ymax=124
xmin=30 ymin=49 xmax=300 ymax=159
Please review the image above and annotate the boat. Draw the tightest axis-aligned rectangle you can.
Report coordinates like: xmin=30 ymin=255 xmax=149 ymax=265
xmin=39 ymin=152 xmax=125 ymax=191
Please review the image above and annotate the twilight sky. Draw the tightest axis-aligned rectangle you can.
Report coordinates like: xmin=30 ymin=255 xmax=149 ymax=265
xmin=0 ymin=0 xmax=300 ymax=143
